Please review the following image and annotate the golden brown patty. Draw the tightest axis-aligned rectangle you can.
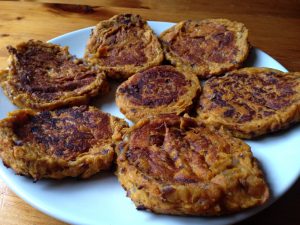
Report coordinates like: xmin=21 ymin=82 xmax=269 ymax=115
xmin=115 ymin=65 xmax=200 ymax=122
xmin=117 ymin=114 xmax=269 ymax=216
xmin=160 ymin=19 xmax=249 ymax=79
xmin=85 ymin=14 xmax=164 ymax=79
xmin=0 ymin=106 xmax=128 ymax=180
xmin=197 ymin=67 xmax=300 ymax=139
xmin=0 ymin=40 xmax=108 ymax=110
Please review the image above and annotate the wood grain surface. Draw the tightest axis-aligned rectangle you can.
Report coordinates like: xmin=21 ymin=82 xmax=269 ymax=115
xmin=0 ymin=1 xmax=299 ymax=225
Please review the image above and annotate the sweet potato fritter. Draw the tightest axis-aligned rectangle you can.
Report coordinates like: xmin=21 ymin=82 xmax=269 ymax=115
xmin=0 ymin=106 xmax=128 ymax=180
xmin=116 ymin=65 xmax=200 ymax=122
xmin=117 ymin=114 xmax=269 ymax=215
xmin=160 ymin=19 xmax=249 ymax=79
xmin=85 ymin=14 xmax=164 ymax=79
xmin=0 ymin=40 xmax=108 ymax=110
xmin=197 ymin=67 xmax=300 ymax=139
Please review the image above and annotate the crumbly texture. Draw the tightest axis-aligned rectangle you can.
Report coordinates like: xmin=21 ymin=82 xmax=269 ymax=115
xmin=85 ymin=14 xmax=164 ymax=79
xmin=197 ymin=67 xmax=300 ymax=139
xmin=160 ymin=19 xmax=249 ymax=79
xmin=0 ymin=40 xmax=109 ymax=110
xmin=115 ymin=65 xmax=201 ymax=122
xmin=0 ymin=106 xmax=128 ymax=180
xmin=116 ymin=114 xmax=269 ymax=216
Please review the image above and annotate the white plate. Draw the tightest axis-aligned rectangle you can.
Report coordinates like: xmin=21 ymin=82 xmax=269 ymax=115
xmin=0 ymin=22 xmax=299 ymax=225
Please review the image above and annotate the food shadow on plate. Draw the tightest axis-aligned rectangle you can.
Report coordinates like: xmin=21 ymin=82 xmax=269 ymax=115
xmin=36 ymin=171 xmax=116 ymax=190
xmin=242 ymin=47 xmax=287 ymax=72
xmin=246 ymin=123 xmax=300 ymax=143
xmin=91 ymin=80 xmax=121 ymax=107
xmin=139 ymin=162 xmax=274 ymax=221
xmin=90 ymin=79 xmax=132 ymax=124
xmin=243 ymin=47 xmax=257 ymax=68
xmin=140 ymin=197 xmax=273 ymax=223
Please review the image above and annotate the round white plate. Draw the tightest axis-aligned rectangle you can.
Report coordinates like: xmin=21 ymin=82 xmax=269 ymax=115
xmin=0 ymin=22 xmax=299 ymax=225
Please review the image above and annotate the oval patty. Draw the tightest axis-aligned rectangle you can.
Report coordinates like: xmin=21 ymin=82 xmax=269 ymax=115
xmin=117 ymin=114 xmax=269 ymax=215
xmin=160 ymin=19 xmax=249 ymax=79
xmin=0 ymin=106 xmax=128 ymax=180
xmin=116 ymin=65 xmax=200 ymax=122
xmin=197 ymin=67 xmax=300 ymax=138
xmin=0 ymin=40 xmax=108 ymax=110
xmin=85 ymin=14 xmax=163 ymax=79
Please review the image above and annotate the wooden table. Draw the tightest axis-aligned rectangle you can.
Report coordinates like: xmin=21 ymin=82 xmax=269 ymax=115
xmin=0 ymin=1 xmax=299 ymax=224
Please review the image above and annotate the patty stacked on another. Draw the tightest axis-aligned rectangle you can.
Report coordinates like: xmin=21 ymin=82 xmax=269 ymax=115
xmin=197 ymin=67 xmax=300 ymax=138
xmin=85 ymin=14 xmax=164 ymax=79
xmin=0 ymin=40 xmax=109 ymax=110
xmin=116 ymin=65 xmax=200 ymax=122
xmin=0 ymin=106 xmax=128 ymax=180
xmin=117 ymin=114 xmax=269 ymax=215
xmin=160 ymin=19 xmax=249 ymax=79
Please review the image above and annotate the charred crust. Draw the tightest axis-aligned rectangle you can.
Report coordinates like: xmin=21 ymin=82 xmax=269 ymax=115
xmin=0 ymin=106 xmax=129 ymax=179
xmin=203 ymin=70 xmax=298 ymax=123
xmin=117 ymin=114 xmax=270 ymax=215
xmin=223 ymin=108 xmax=235 ymax=117
xmin=198 ymin=68 xmax=300 ymax=138
xmin=116 ymin=65 xmax=200 ymax=122
xmin=11 ymin=106 xmax=113 ymax=160
xmin=160 ymin=19 xmax=249 ymax=78
xmin=123 ymin=115 xmax=240 ymax=184
xmin=118 ymin=66 xmax=189 ymax=107
xmin=136 ymin=204 xmax=147 ymax=210
xmin=85 ymin=14 xmax=163 ymax=78
xmin=161 ymin=185 xmax=176 ymax=199
xmin=3 ymin=40 xmax=107 ymax=109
